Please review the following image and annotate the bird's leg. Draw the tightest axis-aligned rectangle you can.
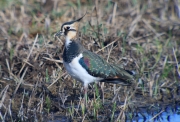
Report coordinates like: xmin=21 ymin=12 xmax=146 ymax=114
xmin=100 ymin=82 xmax=105 ymax=104
xmin=84 ymin=86 xmax=88 ymax=106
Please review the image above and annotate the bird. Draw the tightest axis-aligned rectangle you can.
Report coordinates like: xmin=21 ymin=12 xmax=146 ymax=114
xmin=54 ymin=14 xmax=134 ymax=99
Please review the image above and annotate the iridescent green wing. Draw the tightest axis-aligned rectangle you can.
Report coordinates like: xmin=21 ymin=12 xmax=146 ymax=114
xmin=79 ymin=50 xmax=133 ymax=83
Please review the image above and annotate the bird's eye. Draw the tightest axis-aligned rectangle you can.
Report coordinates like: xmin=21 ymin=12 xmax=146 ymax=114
xmin=66 ymin=26 xmax=70 ymax=30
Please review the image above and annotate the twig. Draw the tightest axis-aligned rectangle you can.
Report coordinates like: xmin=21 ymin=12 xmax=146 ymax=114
xmin=127 ymin=14 xmax=142 ymax=38
xmin=5 ymin=59 xmax=19 ymax=82
xmin=55 ymin=36 xmax=64 ymax=45
xmin=18 ymin=89 xmax=25 ymax=120
xmin=0 ymin=85 xmax=9 ymax=109
xmin=148 ymin=110 xmax=164 ymax=121
xmin=82 ymin=114 xmax=87 ymax=122
xmin=173 ymin=47 xmax=180 ymax=77
xmin=95 ymin=2 xmax=100 ymax=42
xmin=18 ymin=34 xmax=38 ymax=76
xmin=27 ymin=78 xmax=39 ymax=111
xmin=112 ymin=86 xmax=121 ymax=103
xmin=5 ymin=59 xmax=11 ymax=78
xmin=42 ymin=57 xmax=63 ymax=63
xmin=96 ymin=37 xmax=120 ymax=53
xmin=116 ymin=95 xmax=128 ymax=121
xmin=12 ymin=67 xmax=28 ymax=98
xmin=47 ymin=72 xmax=66 ymax=88
xmin=43 ymin=53 xmax=63 ymax=70
xmin=22 ymin=59 xmax=34 ymax=67
xmin=142 ymin=19 xmax=166 ymax=38
xmin=112 ymin=2 xmax=117 ymax=25
xmin=8 ymin=99 xmax=13 ymax=121
xmin=107 ymin=43 xmax=114 ymax=62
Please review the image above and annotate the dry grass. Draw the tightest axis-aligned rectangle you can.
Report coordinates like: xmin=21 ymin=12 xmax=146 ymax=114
xmin=0 ymin=0 xmax=180 ymax=121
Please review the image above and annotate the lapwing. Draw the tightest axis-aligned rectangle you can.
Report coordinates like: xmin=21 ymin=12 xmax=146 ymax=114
xmin=54 ymin=14 xmax=134 ymax=99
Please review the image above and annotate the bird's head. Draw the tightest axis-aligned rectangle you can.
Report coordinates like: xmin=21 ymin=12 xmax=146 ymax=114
xmin=55 ymin=14 xmax=85 ymax=40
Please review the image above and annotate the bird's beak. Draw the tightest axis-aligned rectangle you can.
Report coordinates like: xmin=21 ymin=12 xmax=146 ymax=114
xmin=54 ymin=31 xmax=64 ymax=37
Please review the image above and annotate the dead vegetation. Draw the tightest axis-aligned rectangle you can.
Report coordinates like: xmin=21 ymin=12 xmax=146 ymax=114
xmin=0 ymin=0 xmax=180 ymax=121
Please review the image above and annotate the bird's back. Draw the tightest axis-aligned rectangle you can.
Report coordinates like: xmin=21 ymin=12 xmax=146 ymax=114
xmin=80 ymin=50 xmax=134 ymax=85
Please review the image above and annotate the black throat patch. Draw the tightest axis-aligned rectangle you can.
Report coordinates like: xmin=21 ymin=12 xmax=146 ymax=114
xmin=63 ymin=41 xmax=83 ymax=63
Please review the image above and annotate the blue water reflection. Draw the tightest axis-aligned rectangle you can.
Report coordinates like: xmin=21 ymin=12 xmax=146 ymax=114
xmin=127 ymin=105 xmax=180 ymax=122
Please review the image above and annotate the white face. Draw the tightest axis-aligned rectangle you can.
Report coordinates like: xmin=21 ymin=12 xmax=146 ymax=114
xmin=55 ymin=15 xmax=85 ymax=38
xmin=62 ymin=24 xmax=77 ymax=39
xmin=55 ymin=20 xmax=80 ymax=38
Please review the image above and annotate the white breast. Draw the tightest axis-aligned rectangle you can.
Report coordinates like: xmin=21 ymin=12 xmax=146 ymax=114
xmin=63 ymin=53 xmax=102 ymax=87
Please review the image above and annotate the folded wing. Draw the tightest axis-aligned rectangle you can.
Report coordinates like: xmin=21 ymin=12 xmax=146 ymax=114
xmin=79 ymin=50 xmax=134 ymax=85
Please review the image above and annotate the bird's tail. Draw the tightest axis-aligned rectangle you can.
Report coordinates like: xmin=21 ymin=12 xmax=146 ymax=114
xmin=99 ymin=78 xmax=132 ymax=85
xmin=99 ymin=69 xmax=136 ymax=85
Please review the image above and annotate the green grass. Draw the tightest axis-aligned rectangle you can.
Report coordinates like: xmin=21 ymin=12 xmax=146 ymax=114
xmin=93 ymin=83 xmax=102 ymax=119
xmin=10 ymin=48 xmax=14 ymax=61
xmin=46 ymin=68 xmax=49 ymax=83
xmin=68 ymin=101 xmax=75 ymax=119
xmin=45 ymin=95 xmax=51 ymax=114
xmin=110 ymin=102 xmax=116 ymax=122
xmin=80 ymin=98 xmax=86 ymax=117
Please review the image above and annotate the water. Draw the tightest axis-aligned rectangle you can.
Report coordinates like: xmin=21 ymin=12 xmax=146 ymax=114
xmin=128 ymin=105 xmax=180 ymax=122
xmin=47 ymin=104 xmax=180 ymax=122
